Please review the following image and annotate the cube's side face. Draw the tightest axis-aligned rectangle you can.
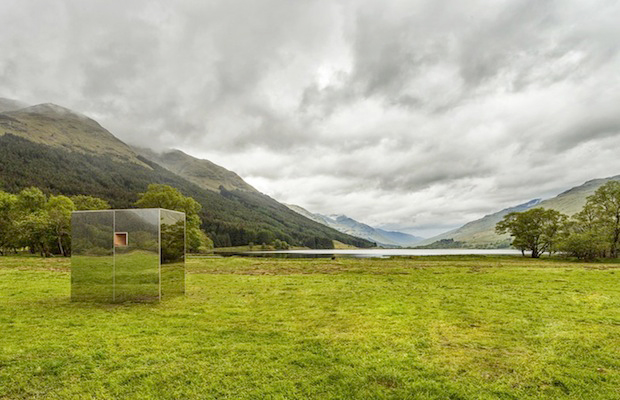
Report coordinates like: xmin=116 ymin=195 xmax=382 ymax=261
xmin=114 ymin=209 xmax=160 ymax=302
xmin=71 ymin=211 xmax=114 ymax=302
xmin=160 ymin=209 xmax=186 ymax=297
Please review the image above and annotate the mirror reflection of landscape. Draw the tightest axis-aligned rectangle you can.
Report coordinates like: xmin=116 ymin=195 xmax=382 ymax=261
xmin=71 ymin=209 xmax=185 ymax=303
xmin=71 ymin=211 xmax=114 ymax=302
xmin=114 ymin=209 xmax=160 ymax=302
xmin=160 ymin=210 xmax=185 ymax=297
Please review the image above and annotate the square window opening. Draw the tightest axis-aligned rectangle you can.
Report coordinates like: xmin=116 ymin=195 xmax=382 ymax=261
xmin=114 ymin=232 xmax=128 ymax=247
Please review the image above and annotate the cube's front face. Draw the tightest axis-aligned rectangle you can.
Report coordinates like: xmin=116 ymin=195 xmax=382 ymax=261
xmin=114 ymin=209 xmax=160 ymax=302
xmin=71 ymin=209 xmax=185 ymax=302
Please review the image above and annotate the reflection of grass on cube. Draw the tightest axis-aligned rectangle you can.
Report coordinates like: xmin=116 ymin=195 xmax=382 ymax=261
xmin=72 ymin=251 xmax=160 ymax=302
xmin=114 ymin=250 xmax=160 ymax=302
xmin=71 ymin=255 xmax=113 ymax=302
xmin=161 ymin=262 xmax=185 ymax=297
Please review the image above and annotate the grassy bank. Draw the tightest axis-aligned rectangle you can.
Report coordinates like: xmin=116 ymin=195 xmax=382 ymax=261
xmin=0 ymin=255 xmax=619 ymax=399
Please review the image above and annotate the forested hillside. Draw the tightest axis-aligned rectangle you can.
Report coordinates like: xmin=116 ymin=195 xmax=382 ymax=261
xmin=0 ymin=133 xmax=373 ymax=249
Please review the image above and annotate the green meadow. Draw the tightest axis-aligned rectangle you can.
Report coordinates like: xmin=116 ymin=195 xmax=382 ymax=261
xmin=1 ymin=255 xmax=619 ymax=399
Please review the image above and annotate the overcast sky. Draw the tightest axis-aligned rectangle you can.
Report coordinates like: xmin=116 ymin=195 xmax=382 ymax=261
xmin=2 ymin=0 xmax=620 ymax=237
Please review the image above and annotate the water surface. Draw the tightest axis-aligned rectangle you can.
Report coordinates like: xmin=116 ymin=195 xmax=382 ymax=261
xmin=227 ymin=248 xmax=525 ymax=259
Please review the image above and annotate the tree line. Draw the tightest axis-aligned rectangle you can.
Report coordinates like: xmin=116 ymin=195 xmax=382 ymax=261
xmin=0 ymin=184 xmax=213 ymax=257
xmin=496 ymin=181 xmax=620 ymax=260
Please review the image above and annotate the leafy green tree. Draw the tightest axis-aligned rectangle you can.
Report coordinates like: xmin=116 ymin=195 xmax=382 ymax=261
xmin=15 ymin=211 xmax=53 ymax=257
xmin=16 ymin=187 xmax=47 ymax=214
xmin=257 ymin=230 xmax=275 ymax=245
xmin=135 ymin=184 xmax=201 ymax=214
xmin=580 ymin=181 xmax=620 ymax=258
xmin=46 ymin=195 xmax=75 ymax=256
xmin=135 ymin=184 xmax=211 ymax=253
xmin=558 ymin=231 xmax=605 ymax=261
xmin=0 ymin=190 xmax=18 ymax=254
xmin=558 ymin=205 xmax=607 ymax=260
xmin=71 ymin=195 xmax=110 ymax=210
xmin=496 ymin=208 xmax=568 ymax=258
xmin=273 ymin=239 xmax=289 ymax=250
xmin=14 ymin=187 xmax=49 ymax=254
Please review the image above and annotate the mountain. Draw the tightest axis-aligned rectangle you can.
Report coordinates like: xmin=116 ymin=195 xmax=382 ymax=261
xmin=0 ymin=101 xmax=373 ymax=249
xmin=0 ymin=98 xmax=29 ymax=113
xmin=286 ymin=204 xmax=423 ymax=247
xmin=0 ymin=102 xmax=148 ymax=167
xmin=134 ymin=147 xmax=258 ymax=193
xmin=418 ymin=199 xmax=542 ymax=248
xmin=375 ymin=228 xmax=425 ymax=247
xmin=535 ymin=175 xmax=620 ymax=215
xmin=420 ymin=174 xmax=620 ymax=248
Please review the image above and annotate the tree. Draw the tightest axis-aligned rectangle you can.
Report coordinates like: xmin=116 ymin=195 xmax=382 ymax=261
xmin=46 ymin=195 xmax=75 ymax=256
xmin=14 ymin=211 xmax=53 ymax=257
xmin=135 ymin=184 xmax=211 ymax=253
xmin=16 ymin=187 xmax=46 ymax=214
xmin=558 ymin=205 xmax=607 ymax=260
xmin=14 ymin=188 xmax=49 ymax=254
xmin=496 ymin=208 xmax=568 ymax=258
xmin=580 ymin=181 xmax=620 ymax=258
xmin=71 ymin=195 xmax=110 ymax=210
xmin=0 ymin=190 xmax=18 ymax=254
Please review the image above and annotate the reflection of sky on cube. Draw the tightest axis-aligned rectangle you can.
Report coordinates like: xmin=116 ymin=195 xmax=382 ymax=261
xmin=71 ymin=209 xmax=185 ymax=302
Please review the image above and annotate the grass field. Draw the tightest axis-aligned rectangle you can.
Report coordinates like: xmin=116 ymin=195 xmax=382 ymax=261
xmin=1 ymin=255 xmax=619 ymax=399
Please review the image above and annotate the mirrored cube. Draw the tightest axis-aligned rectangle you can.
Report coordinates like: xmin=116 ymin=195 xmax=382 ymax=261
xmin=71 ymin=209 xmax=186 ymax=302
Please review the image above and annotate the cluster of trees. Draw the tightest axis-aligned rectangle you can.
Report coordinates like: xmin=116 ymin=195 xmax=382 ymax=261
xmin=0 ymin=188 xmax=109 ymax=256
xmin=0 ymin=184 xmax=214 ymax=257
xmin=496 ymin=181 xmax=620 ymax=259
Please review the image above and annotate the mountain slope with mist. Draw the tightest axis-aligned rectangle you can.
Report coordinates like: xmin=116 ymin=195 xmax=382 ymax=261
xmin=134 ymin=147 xmax=258 ymax=193
xmin=0 ymin=100 xmax=373 ymax=249
xmin=421 ymin=174 xmax=620 ymax=248
xmin=286 ymin=204 xmax=423 ymax=247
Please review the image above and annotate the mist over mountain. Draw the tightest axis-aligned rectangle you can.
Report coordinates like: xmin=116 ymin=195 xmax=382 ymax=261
xmin=0 ymin=98 xmax=29 ymax=113
xmin=0 ymin=100 xmax=148 ymax=167
xmin=286 ymin=204 xmax=423 ymax=247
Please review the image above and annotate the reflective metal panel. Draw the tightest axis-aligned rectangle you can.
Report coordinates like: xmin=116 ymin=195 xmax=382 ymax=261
xmin=71 ymin=211 xmax=114 ymax=302
xmin=114 ymin=209 xmax=160 ymax=302
xmin=160 ymin=209 xmax=185 ymax=297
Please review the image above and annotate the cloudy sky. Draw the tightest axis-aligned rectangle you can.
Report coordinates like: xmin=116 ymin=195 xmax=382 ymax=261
xmin=2 ymin=0 xmax=620 ymax=237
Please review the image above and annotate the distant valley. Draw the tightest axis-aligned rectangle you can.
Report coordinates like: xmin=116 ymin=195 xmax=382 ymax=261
xmin=286 ymin=204 xmax=424 ymax=247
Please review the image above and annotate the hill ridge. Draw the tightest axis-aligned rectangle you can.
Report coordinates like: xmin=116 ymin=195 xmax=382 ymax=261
xmin=134 ymin=147 xmax=258 ymax=193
